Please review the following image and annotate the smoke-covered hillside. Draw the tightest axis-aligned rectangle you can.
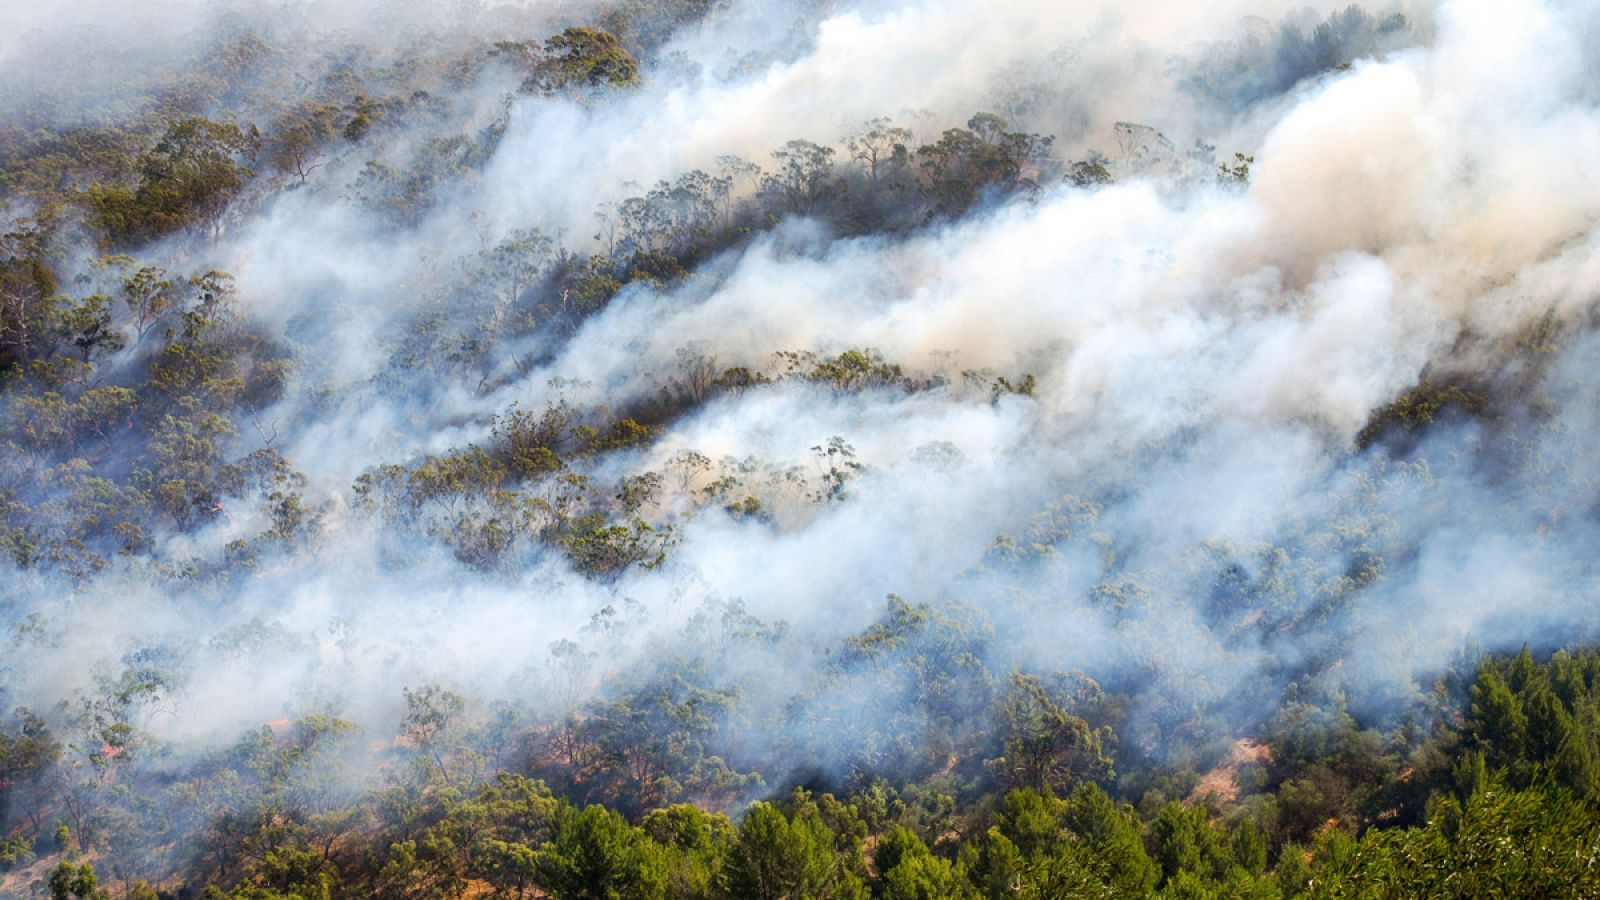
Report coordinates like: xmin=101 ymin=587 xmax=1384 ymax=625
xmin=4 ymin=0 xmax=1600 ymax=896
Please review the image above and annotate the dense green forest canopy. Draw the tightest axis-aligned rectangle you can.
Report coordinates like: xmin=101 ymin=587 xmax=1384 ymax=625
xmin=3 ymin=0 xmax=1600 ymax=896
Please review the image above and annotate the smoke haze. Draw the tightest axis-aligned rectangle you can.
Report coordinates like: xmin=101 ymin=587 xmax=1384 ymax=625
xmin=4 ymin=0 xmax=1600 ymax=869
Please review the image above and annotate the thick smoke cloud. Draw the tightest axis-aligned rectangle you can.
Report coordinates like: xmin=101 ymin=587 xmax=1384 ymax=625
xmin=5 ymin=0 xmax=1600 ymax=853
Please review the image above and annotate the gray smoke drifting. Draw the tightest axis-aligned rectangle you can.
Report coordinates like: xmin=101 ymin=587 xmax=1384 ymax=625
xmin=4 ymin=0 xmax=1600 ymax=869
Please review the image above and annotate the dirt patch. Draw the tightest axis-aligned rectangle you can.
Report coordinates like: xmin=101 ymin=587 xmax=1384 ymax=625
xmin=1188 ymin=739 xmax=1274 ymax=806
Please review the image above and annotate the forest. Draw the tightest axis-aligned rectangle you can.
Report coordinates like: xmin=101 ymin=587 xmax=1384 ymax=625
xmin=3 ymin=0 xmax=1600 ymax=896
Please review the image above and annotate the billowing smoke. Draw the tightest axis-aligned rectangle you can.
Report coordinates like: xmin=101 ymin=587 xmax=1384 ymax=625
xmin=4 ymin=0 xmax=1600 ymax=881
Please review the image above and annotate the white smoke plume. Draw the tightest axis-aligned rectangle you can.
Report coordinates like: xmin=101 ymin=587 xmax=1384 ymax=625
xmin=3 ymin=0 xmax=1600 ymax=849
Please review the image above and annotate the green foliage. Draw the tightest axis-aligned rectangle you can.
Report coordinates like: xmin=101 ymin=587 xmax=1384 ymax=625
xmin=493 ymin=401 xmax=575 ymax=477
xmin=86 ymin=117 xmax=260 ymax=245
xmin=599 ymin=0 xmax=722 ymax=50
xmin=1065 ymin=782 xmax=1161 ymax=895
xmin=643 ymin=803 xmax=732 ymax=898
xmin=538 ymin=804 xmax=666 ymax=899
xmin=4 ymin=645 xmax=1600 ymax=899
xmin=541 ymin=27 xmax=641 ymax=89
xmin=559 ymin=254 xmax=627 ymax=320
xmin=499 ymin=28 xmax=641 ymax=95
xmin=989 ymin=674 xmax=1114 ymax=795
xmin=560 ymin=514 xmax=673 ymax=576
xmin=1356 ymin=380 xmax=1489 ymax=448
xmin=0 ymin=253 xmax=61 ymax=371
xmin=1149 ymin=801 xmax=1231 ymax=886
xmin=0 ymin=708 xmax=61 ymax=807
xmin=1310 ymin=778 xmax=1600 ymax=898
xmin=0 ymin=15 xmax=1596 ymax=900
xmin=49 ymin=861 xmax=103 ymax=900
xmin=786 ymin=349 xmax=911 ymax=392
xmin=263 ymin=102 xmax=343 ymax=185
xmin=0 ymin=835 xmax=34 ymax=872
xmin=720 ymin=802 xmax=867 ymax=900
xmin=915 ymin=113 xmax=1053 ymax=217
xmin=1460 ymin=647 xmax=1600 ymax=796
xmin=875 ymin=826 xmax=975 ymax=900
xmin=1217 ymin=153 xmax=1253 ymax=187
xmin=1067 ymin=152 xmax=1114 ymax=187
